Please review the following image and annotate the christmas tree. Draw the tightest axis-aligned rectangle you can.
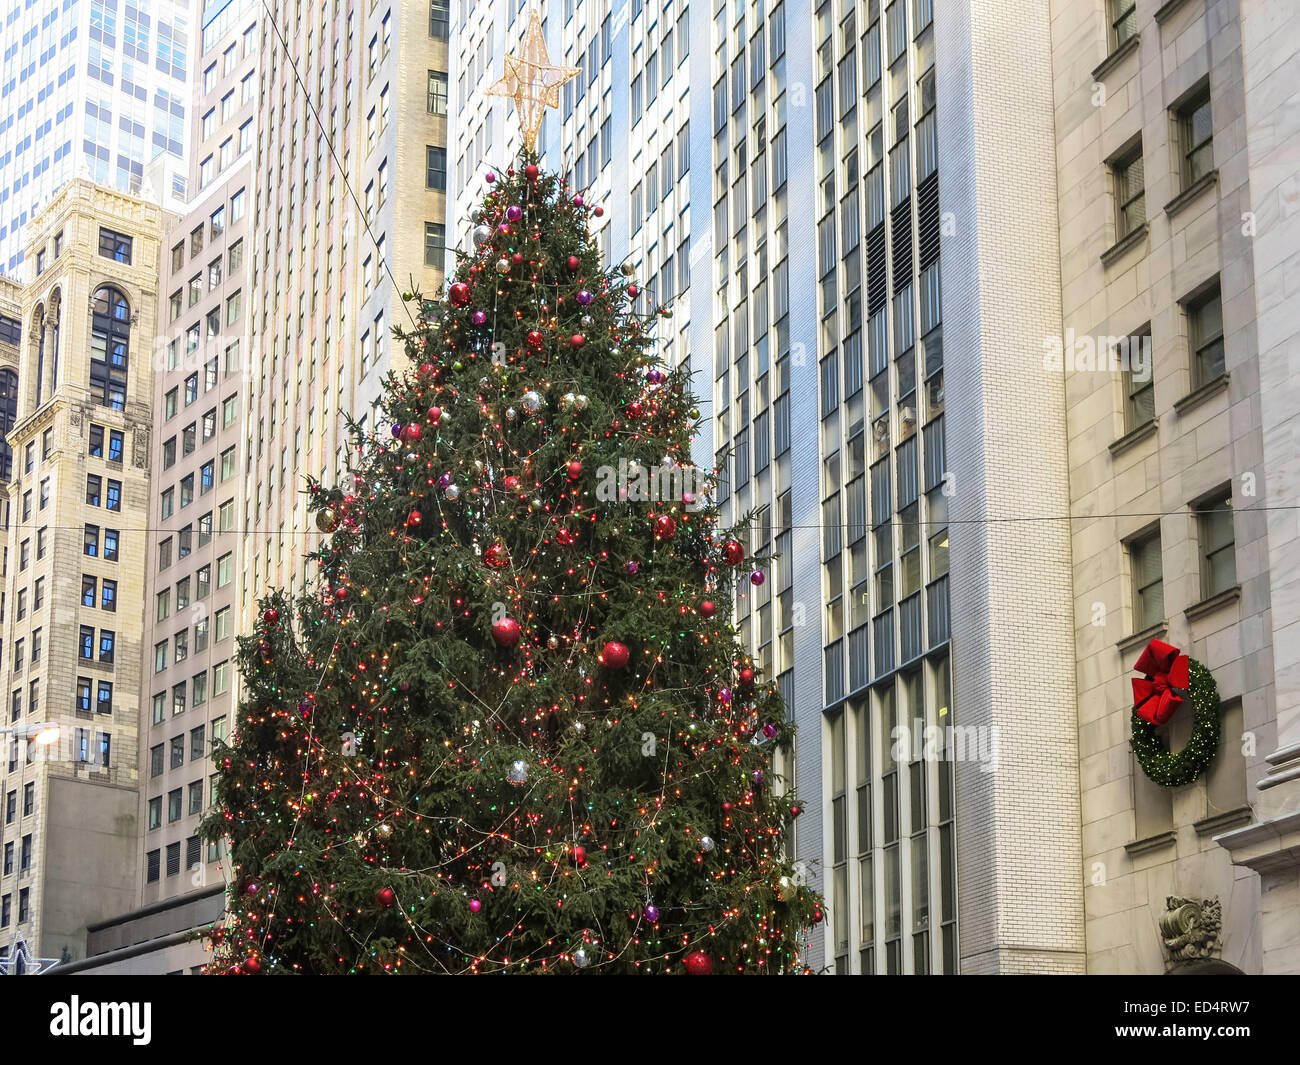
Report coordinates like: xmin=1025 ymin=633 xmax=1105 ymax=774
xmin=201 ymin=148 xmax=819 ymax=974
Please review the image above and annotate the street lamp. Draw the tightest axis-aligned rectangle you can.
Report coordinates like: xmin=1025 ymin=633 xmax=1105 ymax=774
xmin=0 ymin=722 xmax=60 ymax=745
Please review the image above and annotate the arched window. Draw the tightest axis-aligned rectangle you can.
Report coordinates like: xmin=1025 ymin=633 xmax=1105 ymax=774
xmin=0 ymin=368 xmax=17 ymax=481
xmin=90 ymin=286 xmax=130 ymax=410
xmin=32 ymin=303 xmax=46 ymax=408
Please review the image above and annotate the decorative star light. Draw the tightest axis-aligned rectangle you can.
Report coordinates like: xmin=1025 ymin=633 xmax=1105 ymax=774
xmin=1 ymin=936 xmax=59 ymax=975
xmin=486 ymin=7 xmax=580 ymax=151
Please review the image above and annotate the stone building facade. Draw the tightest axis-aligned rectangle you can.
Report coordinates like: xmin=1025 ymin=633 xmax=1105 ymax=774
xmin=0 ymin=180 xmax=159 ymax=966
xmin=1052 ymin=0 xmax=1298 ymax=974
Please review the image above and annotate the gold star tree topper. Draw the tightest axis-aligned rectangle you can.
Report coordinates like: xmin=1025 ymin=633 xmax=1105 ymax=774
xmin=487 ymin=8 xmax=580 ymax=151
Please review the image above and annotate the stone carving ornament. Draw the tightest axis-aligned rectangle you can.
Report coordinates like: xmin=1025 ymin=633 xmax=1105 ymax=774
xmin=1159 ymin=896 xmax=1222 ymax=962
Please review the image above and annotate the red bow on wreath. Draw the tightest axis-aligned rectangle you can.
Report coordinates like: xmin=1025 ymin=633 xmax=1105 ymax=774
xmin=1131 ymin=638 xmax=1190 ymax=726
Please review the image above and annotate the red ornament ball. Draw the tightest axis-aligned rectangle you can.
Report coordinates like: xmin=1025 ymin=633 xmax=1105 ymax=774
xmin=525 ymin=164 xmax=540 ymax=181
xmin=654 ymin=514 xmax=677 ymax=540
xmin=426 ymin=405 xmax=442 ymax=424
xmin=242 ymin=956 xmax=262 ymax=975
xmin=568 ymin=255 xmax=581 ymax=270
xmin=334 ymin=587 xmax=347 ymax=600
xmin=599 ymin=641 xmax=631 ymax=669
xmin=484 ymin=544 xmax=510 ymax=568
xmin=556 ymin=528 xmax=577 ymax=546
xmin=628 ymin=284 xmax=639 ymax=298
xmin=406 ymin=509 xmax=422 ymax=526
xmin=492 ymin=617 xmax=523 ymax=649
xmin=722 ymin=540 xmax=746 ymax=566
xmin=738 ymin=668 xmax=755 ymax=686
xmin=594 ymin=205 xmax=604 ymax=217
xmin=504 ymin=475 xmax=521 ymax=491
xmin=700 ymin=600 xmax=717 ymax=618
xmin=527 ymin=330 xmax=544 ymax=349
xmin=572 ymin=845 xmax=587 ymax=866
xmin=570 ymin=333 xmax=585 ymax=348
xmin=448 ymin=282 xmax=472 ymax=307
xmin=376 ymin=887 xmax=396 ymax=909
xmin=626 ymin=401 xmax=644 ymax=419
xmin=813 ymin=909 xmax=825 ymax=924
xmin=512 ymin=252 xmax=524 ymax=265
xmin=263 ymin=608 xmax=280 ymax=625
xmin=401 ymin=423 xmax=422 ymax=443
xmin=790 ymin=804 xmax=803 ymax=818
xmin=566 ymin=460 xmax=583 ymax=480
xmin=683 ymin=951 xmax=713 ymax=976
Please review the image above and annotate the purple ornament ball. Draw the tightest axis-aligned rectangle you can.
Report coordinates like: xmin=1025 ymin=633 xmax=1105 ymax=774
xmin=574 ymin=194 xmax=584 ymax=207
xmin=439 ymin=473 xmax=452 ymax=488
xmin=644 ymin=905 xmax=660 ymax=923
xmin=762 ymin=722 xmax=779 ymax=739
xmin=624 ymin=560 xmax=640 ymax=575
xmin=472 ymin=310 xmax=487 ymax=325
xmin=506 ymin=205 xmax=522 ymax=221
xmin=750 ymin=570 xmax=766 ymax=586
xmin=485 ymin=172 xmax=496 ymax=183
xmin=298 ymin=699 xmax=312 ymax=716
xmin=719 ymin=687 xmax=732 ymax=704
xmin=391 ymin=423 xmax=403 ymax=439
xmin=576 ymin=289 xmax=594 ymax=305
xmin=468 ymin=899 xmax=482 ymax=913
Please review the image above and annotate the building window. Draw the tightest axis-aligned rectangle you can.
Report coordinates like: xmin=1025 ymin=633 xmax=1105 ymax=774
xmin=166 ymin=842 xmax=181 ymax=877
xmin=430 ymin=0 xmax=449 ymax=38
xmin=427 ymin=70 xmax=448 ymax=115
xmin=170 ymin=736 xmax=185 ymax=770
xmin=426 ymin=146 xmax=447 ymax=190
xmin=1109 ymin=0 xmax=1137 ymax=49
xmin=98 ymin=228 xmax=133 ymax=263
xmin=1196 ymin=492 xmax=1236 ymax=600
xmin=148 ymin=797 xmax=162 ymax=830
xmin=101 ymin=580 xmax=118 ymax=612
xmin=106 ymin=479 xmax=122 ymax=511
xmin=424 ymin=222 xmax=445 ymax=267
xmin=146 ymin=849 xmax=160 ymax=882
xmin=99 ymin=630 xmax=116 ymax=664
xmin=1177 ymin=87 xmax=1213 ymax=188
xmin=89 ymin=286 xmax=131 ymax=410
xmin=1112 ymin=145 xmax=1145 ymax=239
xmin=104 ymin=529 xmax=119 ymax=561
xmin=1186 ymin=283 xmax=1224 ymax=388
xmin=1122 ymin=326 xmax=1154 ymax=432
xmin=98 ymin=681 xmax=113 ymax=714
xmin=1129 ymin=529 xmax=1164 ymax=632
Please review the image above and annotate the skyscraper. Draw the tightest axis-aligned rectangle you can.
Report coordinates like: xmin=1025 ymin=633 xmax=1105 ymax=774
xmin=449 ymin=0 xmax=1300 ymax=974
xmin=237 ymin=0 xmax=451 ymax=631
xmin=0 ymin=0 xmax=197 ymax=277
xmin=0 ymin=180 xmax=161 ymax=969
xmin=130 ymin=0 xmax=260 ymax=965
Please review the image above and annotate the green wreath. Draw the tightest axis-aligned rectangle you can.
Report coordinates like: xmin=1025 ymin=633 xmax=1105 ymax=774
xmin=1131 ymin=658 xmax=1221 ymax=787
